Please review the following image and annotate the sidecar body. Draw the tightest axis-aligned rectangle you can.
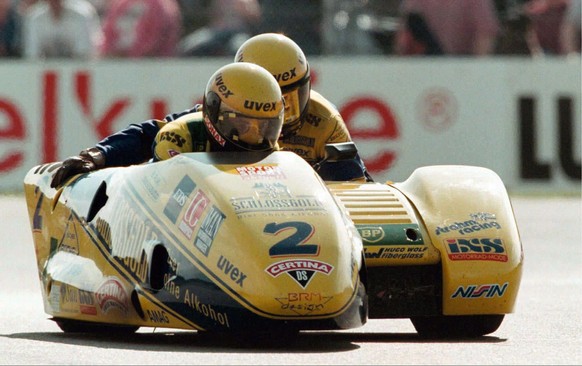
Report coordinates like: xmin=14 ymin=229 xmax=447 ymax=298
xmin=23 ymin=149 xmax=523 ymax=337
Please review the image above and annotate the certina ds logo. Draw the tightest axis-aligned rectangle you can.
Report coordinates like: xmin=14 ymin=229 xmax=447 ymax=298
xmin=266 ymin=259 xmax=334 ymax=288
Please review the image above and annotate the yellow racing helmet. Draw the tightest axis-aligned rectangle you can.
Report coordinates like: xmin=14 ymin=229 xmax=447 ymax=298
xmin=203 ymin=62 xmax=284 ymax=152
xmin=234 ymin=33 xmax=310 ymax=138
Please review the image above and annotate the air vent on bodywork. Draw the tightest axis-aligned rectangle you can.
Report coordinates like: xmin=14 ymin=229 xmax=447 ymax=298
xmin=86 ymin=181 xmax=108 ymax=222
xmin=328 ymin=183 xmax=413 ymax=225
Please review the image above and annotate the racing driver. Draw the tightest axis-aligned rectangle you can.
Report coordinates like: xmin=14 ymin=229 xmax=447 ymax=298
xmin=152 ymin=62 xmax=284 ymax=159
xmin=50 ymin=33 xmax=372 ymax=188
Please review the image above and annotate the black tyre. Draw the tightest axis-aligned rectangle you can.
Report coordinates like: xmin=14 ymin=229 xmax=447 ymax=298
xmin=54 ymin=318 xmax=139 ymax=334
xmin=410 ymin=314 xmax=505 ymax=338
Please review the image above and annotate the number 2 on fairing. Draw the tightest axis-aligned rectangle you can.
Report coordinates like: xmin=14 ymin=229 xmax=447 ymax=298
xmin=264 ymin=221 xmax=318 ymax=256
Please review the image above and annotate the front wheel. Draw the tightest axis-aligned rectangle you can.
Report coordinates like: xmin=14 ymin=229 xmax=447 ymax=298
xmin=410 ymin=314 xmax=505 ymax=338
xmin=53 ymin=318 xmax=139 ymax=334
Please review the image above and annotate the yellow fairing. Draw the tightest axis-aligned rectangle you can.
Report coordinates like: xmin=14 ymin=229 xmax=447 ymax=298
xmin=24 ymin=151 xmax=365 ymax=332
xmin=23 ymin=151 xmax=522 ymax=336
xmin=139 ymin=152 xmax=361 ymax=319
xmin=23 ymin=165 xmax=197 ymax=330
xmin=394 ymin=165 xmax=523 ymax=315
xmin=327 ymin=182 xmax=441 ymax=267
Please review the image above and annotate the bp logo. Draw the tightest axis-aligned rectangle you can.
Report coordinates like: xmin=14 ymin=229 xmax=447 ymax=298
xmin=357 ymin=226 xmax=385 ymax=244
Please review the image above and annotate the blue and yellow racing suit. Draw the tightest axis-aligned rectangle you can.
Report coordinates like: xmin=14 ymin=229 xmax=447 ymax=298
xmin=94 ymin=90 xmax=371 ymax=181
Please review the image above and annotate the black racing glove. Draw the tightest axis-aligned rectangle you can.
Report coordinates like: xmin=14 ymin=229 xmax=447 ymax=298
xmin=50 ymin=147 xmax=105 ymax=188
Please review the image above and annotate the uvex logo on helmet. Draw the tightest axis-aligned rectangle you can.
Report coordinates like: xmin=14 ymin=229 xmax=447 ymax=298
xmin=214 ymin=73 xmax=234 ymax=98
xmin=273 ymin=67 xmax=297 ymax=83
xmin=243 ymin=100 xmax=278 ymax=112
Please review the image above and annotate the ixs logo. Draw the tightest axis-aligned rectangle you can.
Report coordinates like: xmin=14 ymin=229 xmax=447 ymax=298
xmin=266 ymin=259 xmax=334 ymax=289
xmin=452 ymin=282 xmax=508 ymax=299
xmin=158 ymin=131 xmax=187 ymax=147
xmin=445 ymin=238 xmax=508 ymax=262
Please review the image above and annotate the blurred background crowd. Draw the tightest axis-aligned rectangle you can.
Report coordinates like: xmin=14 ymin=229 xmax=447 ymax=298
xmin=0 ymin=0 xmax=580 ymax=59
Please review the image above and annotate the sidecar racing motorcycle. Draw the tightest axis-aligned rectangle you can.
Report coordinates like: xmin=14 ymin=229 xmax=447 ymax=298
xmin=23 ymin=143 xmax=523 ymax=338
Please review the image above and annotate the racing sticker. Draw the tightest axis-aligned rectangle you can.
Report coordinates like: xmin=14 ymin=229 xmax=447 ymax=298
xmin=48 ymin=283 xmax=61 ymax=313
xmin=266 ymin=259 xmax=334 ymax=289
xmin=357 ymin=224 xmax=424 ymax=246
xmin=79 ymin=289 xmax=97 ymax=315
xmin=55 ymin=284 xmax=97 ymax=315
xmin=360 ymin=224 xmax=427 ymax=260
xmin=194 ymin=205 xmax=225 ymax=256
xmin=231 ymin=183 xmax=324 ymax=217
xmin=163 ymin=175 xmax=212 ymax=240
xmin=236 ymin=165 xmax=286 ymax=180
xmin=59 ymin=284 xmax=81 ymax=314
xmin=445 ymin=237 xmax=508 ymax=262
xmin=58 ymin=214 xmax=81 ymax=255
xmin=275 ymin=292 xmax=333 ymax=315
xmin=364 ymin=246 xmax=427 ymax=260
xmin=32 ymin=192 xmax=44 ymax=232
xmin=183 ymin=288 xmax=231 ymax=327
xmin=108 ymin=198 xmax=158 ymax=283
xmin=178 ymin=190 xmax=210 ymax=239
xmin=435 ymin=212 xmax=501 ymax=236
xmin=140 ymin=170 xmax=165 ymax=201
xmin=95 ymin=277 xmax=129 ymax=315
xmin=163 ymin=175 xmax=197 ymax=223
xmin=451 ymin=282 xmax=508 ymax=299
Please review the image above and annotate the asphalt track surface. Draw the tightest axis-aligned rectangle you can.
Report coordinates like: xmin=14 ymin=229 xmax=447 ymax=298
xmin=1 ymin=194 xmax=580 ymax=365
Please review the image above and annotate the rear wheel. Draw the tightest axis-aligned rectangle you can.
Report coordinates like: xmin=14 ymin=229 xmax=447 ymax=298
xmin=54 ymin=318 xmax=139 ymax=334
xmin=410 ymin=314 xmax=505 ymax=338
